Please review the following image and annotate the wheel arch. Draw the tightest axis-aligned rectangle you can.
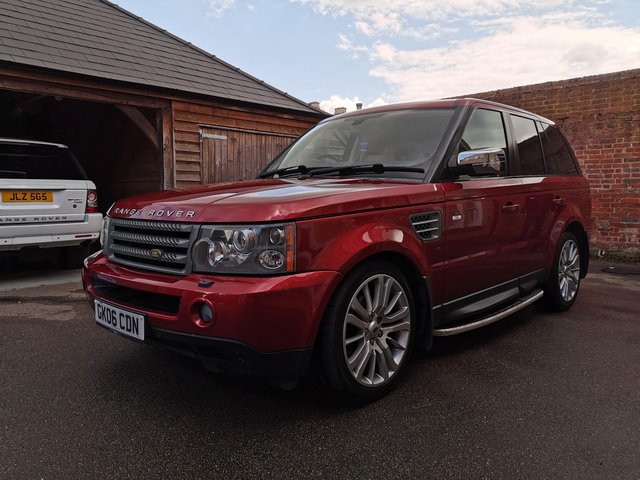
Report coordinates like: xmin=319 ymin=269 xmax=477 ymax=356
xmin=312 ymin=250 xmax=433 ymax=353
xmin=565 ymin=221 xmax=589 ymax=278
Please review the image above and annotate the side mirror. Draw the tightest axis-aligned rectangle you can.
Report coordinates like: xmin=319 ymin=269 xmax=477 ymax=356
xmin=454 ymin=147 xmax=505 ymax=176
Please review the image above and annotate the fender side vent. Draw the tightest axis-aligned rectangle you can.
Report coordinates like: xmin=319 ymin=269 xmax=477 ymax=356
xmin=410 ymin=211 xmax=441 ymax=241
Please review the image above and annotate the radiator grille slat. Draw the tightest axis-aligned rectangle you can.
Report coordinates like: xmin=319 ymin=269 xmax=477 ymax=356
xmin=110 ymin=218 xmax=192 ymax=232
xmin=410 ymin=212 xmax=441 ymax=241
xmin=110 ymin=230 xmax=191 ymax=249
xmin=106 ymin=218 xmax=198 ymax=275
xmin=110 ymin=244 xmax=188 ymax=265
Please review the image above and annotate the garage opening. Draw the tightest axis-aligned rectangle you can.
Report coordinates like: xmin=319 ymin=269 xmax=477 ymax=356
xmin=0 ymin=89 xmax=165 ymax=212
xmin=201 ymin=126 xmax=297 ymax=183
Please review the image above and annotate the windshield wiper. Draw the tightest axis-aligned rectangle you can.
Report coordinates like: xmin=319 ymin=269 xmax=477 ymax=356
xmin=306 ymin=164 xmax=424 ymax=177
xmin=259 ymin=163 xmax=425 ymax=179
xmin=258 ymin=165 xmax=310 ymax=179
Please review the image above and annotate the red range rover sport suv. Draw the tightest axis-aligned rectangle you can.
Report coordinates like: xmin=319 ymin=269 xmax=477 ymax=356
xmin=83 ymin=99 xmax=591 ymax=400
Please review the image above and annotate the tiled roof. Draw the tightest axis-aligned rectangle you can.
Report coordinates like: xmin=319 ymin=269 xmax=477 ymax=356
xmin=0 ymin=0 xmax=323 ymax=115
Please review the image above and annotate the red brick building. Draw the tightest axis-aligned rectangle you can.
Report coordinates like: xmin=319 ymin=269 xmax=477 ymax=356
xmin=469 ymin=69 xmax=640 ymax=260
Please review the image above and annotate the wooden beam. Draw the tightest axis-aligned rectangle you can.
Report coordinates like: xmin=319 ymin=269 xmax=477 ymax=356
xmin=0 ymin=67 xmax=169 ymax=108
xmin=162 ymin=106 xmax=176 ymax=189
xmin=0 ymin=66 xmax=324 ymax=120
xmin=116 ymin=105 xmax=161 ymax=152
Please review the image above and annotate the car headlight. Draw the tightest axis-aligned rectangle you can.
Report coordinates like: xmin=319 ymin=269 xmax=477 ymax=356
xmin=192 ymin=223 xmax=295 ymax=275
xmin=100 ymin=216 xmax=111 ymax=250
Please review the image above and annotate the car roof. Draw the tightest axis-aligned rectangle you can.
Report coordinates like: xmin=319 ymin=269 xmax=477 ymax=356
xmin=322 ymin=98 xmax=555 ymax=125
xmin=0 ymin=138 xmax=69 ymax=149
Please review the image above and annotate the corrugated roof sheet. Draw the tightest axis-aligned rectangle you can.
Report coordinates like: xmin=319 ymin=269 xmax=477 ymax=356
xmin=0 ymin=0 xmax=323 ymax=114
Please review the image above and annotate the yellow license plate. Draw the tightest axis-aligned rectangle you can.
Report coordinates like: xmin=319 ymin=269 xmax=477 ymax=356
xmin=2 ymin=191 xmax=53 ymax=202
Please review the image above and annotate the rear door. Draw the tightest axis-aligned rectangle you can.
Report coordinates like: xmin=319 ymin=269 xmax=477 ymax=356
xmin=508 ymin=117 xmax=586 ymax=290
xmin=0 ymin=142 xmax=89 ymax=225
xmin=508 ymin=114 xmax=554 ymax=283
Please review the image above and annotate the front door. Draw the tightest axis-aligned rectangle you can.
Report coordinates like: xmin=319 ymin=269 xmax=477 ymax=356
xmin=441 ymin=108 xmax=526 ymax=323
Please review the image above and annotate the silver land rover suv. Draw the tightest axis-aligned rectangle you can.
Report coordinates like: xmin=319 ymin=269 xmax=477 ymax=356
xmin=0 ymin=138 xmax=102 ymax=267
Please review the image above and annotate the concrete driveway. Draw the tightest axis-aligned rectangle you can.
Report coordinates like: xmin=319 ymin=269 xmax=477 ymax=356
xmin=1 ymin=261 xmax=639 ymax=479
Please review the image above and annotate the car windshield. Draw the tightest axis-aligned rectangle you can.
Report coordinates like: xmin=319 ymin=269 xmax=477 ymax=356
xmin=0 ymin=142 xmax=86 ymax=180
xmin=262 ymin=108 xmax=455 ymax=178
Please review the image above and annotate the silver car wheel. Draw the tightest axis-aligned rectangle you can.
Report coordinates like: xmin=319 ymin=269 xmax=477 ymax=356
xmin=558 ymin=239 xmax=580 ymax=303
xmin=342 ymin=274 xmax=411 ymax=387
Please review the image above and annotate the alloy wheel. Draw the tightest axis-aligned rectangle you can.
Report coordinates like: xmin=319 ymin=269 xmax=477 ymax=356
xmin=342 ymin=274 xmax=411 ymax=387
xmin=558 ymin=239 xmax=580 ymax=303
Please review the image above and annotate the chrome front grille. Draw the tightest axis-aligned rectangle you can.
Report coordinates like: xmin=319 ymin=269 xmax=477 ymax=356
xmin=410 ymin=211 xmax=441 ymax=241
xmin=110 ymin=230 xmax=191 ymax=249
xmin=106 ymin=218 xmax=199 ymax=275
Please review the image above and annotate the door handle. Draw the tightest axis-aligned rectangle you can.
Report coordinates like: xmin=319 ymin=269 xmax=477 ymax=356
xmin=501 ymin=202 xmax=520 ymax=213
xmin=552 ymin=196 xmax=565 ymax=207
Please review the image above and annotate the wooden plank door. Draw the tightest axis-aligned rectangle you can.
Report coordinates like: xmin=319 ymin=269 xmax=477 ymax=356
xmin=201 ymin=127 xmax=297 ymax=184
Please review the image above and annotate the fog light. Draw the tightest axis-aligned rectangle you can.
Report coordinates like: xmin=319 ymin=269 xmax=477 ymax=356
xmin=199 ymin=303 xmax=214 ymax=324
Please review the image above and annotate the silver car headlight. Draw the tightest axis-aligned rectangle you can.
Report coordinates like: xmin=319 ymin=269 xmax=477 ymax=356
xmin=192 ymin=223 xmax=295 ymax=275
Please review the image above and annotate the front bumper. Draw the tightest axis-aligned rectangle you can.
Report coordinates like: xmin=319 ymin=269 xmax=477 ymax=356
xmin=150 ymin=328 xmax=313 ymax=380
xmin=83 ymin=253 xmax=342 ymax=378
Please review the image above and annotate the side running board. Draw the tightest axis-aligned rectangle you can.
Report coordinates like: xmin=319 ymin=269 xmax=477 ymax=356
xmin=432 ymin=289 xmax=544 ymax=337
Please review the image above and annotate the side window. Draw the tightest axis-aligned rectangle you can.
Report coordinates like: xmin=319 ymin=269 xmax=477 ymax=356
xmin=537 ymin=122 xmax=554 ymax=173
xmin=458 ymin=109 xmax=508 ymax=176
xmin=511 ymin=115 xmax=544 ymax=175
xmin=538 ymin=123 xmax=579 ymax=175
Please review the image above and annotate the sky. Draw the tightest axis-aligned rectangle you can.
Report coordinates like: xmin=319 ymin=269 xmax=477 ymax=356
xmin=115 ymin=0 xmax=640 ymax=113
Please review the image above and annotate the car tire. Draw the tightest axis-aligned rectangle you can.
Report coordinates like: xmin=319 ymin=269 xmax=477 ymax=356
xmin=542 ymin=232 xmax=582 ymax=312
xmin=314 ymin=260 xmax=415 ymax=402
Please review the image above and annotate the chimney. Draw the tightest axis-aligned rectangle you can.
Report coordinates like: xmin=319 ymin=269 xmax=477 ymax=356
xmin=309 ymin=101 xmax=320 ymax=110
xmin=356 ymin=103 xmax=363 ymax=110
xmin=334 ymin=107 xmax=347 ymax=115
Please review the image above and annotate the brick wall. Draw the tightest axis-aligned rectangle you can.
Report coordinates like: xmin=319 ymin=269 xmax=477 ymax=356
xmin=468 ymin=69 xmax=640 ymax=261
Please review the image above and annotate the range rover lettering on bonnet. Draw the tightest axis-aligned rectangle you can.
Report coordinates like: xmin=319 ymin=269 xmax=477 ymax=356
xmin=112 ymin=207 xmax=195 ymax=218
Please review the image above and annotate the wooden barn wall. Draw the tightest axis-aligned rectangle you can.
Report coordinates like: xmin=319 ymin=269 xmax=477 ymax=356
xmin=172 ymin=101 xmax=318 ymax=188
xmin=200 ymin=127 xmax=297 ymax=184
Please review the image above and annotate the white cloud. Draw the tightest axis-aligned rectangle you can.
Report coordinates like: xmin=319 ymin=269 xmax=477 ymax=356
xmin=370 ymin=42 xmax=396 ymax=62
xmin=205 ymin=0 xmax=235 ymax=17
xmin=297 ymin=0 xmax=640 ymax=103
xmin=292 ymin=0 xmax=567 ymax=37
xmin=561 ymin=43 xmax=609 ymax=69
xmin=366 ymin=15 xmax=640 ymax=100
xmin=337 ymin=34 xmax=368 ymax=56
xmin=355 ymin=11 xmax=403 ymax=36
xmin=319 ymin=95 xmax=387 ymax=114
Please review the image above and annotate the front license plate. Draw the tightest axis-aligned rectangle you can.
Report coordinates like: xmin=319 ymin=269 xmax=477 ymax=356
xmin=95 ymin=299 xmax=145 ymax=341
xmin=2 ymin=191 xmax=53 ymax=202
